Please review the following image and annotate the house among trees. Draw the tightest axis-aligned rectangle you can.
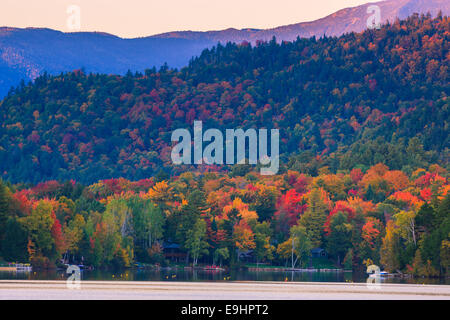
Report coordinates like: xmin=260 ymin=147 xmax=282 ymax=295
xmin=311 ymin=248 xmax=327 ymax=259
xmin=163 ymin=242 xmax=186 ymax=262
xmin=237 ymin=250 xmax=254 ymax=262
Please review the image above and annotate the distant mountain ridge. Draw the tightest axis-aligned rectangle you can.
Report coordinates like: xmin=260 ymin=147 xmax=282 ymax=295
xmin=152 ymin=0 xmax=449 ymax=43
xmin=0 ymin=14 xmax=448 ymax=183
xmin=0 ymin=0 xmax=449 ymax=97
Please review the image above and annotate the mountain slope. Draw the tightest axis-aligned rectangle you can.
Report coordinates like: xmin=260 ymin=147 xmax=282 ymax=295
xmin=0 ymin=15 xmax=448 ymax=184
xmin=0 ymin=28 xmax=215 ymax=96
xmin=1 ymin=0 xmax=449 ymax=98
xmin=153 ymin=0 xmax=450 ymax=42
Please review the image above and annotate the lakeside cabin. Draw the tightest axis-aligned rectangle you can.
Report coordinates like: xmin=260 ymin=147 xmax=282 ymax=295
xmin=163 ymin=242 xmax=187 ymax=262
xmin=311 ymin=248 xmax=328 ymax=259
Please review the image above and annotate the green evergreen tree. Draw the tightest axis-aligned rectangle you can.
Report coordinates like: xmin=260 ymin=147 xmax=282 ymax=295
xmin=326 ymin=212 xmax=353 ymax=266
xmin=0 ymin=180 xmax=11 ymax=257
xmin=299 ymin=188 xmax=328 ymax=247
xmin=1 ymin=218 xmax=28 ymax=262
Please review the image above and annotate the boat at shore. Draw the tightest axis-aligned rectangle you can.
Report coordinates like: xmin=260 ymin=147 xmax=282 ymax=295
xmin=182 ymin=265 xmax=225 ymax=271
xmin=247 ymin=267 xmax=344 ymax=272
xmin=0 ymin=264 xmax=32 ymax=272
xmin=203 ymin=266 xmax=225 ymax=271
xmin=379 ymin=271 xmax=396 ymax=277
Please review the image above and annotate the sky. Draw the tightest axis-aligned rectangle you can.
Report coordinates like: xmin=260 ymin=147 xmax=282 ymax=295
xmin=1 ymin=0 xmax=376 ymax=38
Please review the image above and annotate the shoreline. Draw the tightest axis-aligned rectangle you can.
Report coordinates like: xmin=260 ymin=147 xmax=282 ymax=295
xmin=247 ymin=267 xmax=345 ymax=272
xmin=0 ymin=280 xmax=449 ymax=300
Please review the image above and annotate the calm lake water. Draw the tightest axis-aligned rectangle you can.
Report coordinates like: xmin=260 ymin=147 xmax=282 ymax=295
xmin=1 ymin=268 xmax=449 ymax=285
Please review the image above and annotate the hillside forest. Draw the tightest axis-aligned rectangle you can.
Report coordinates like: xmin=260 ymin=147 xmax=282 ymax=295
xmin=0 ymin=14 xmax=448 ymax=276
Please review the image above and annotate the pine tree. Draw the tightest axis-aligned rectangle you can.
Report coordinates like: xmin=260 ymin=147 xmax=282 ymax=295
xmin=1 ymin=218 xmax=28 ymax=262
xmin=0 ymin=180 xmax=10 ymax=255
xmin=299 ymin=188 xmax=328 ymax=248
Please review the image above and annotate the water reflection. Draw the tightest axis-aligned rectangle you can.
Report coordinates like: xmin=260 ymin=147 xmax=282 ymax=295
xmin=0 ymin=269 xmax=448 ymax=285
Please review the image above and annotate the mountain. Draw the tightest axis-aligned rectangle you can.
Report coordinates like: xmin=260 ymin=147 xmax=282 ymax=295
xmin=0 ymin=15 xmax=448 ymax=184
xmin=0 ymin=28 xmax=215 ymax=97
xmin=0 ymin=0 xmax=449 ymax=98
xmin=153 ymin=0 xmax=450 ymax=43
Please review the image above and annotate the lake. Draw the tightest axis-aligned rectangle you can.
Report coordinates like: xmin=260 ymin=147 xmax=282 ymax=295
xmin=0 ymin=268 xmax=449 ymax=285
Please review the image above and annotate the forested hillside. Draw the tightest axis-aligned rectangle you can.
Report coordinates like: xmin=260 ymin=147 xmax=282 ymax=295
xmin=1 ymin=0 xmax=448 ymax=98
xmin=1 ymin=14 xmax=448 ymax=184
xmin=0 ymin=15 xmax=448 ymax=275
xmin=0 ymin=163 xmax=448 ymax=275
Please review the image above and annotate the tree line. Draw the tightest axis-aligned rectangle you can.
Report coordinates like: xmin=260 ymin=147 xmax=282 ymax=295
xmin=0 ymin=163 xmax=448 ymax=277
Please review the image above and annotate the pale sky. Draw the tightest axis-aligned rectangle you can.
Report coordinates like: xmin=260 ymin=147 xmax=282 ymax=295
xmin=1 ymin=0 xmax=376 ymax=38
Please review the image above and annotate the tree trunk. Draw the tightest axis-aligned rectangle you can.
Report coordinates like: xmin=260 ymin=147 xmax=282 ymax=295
xmin=148 ymin=232 xmax=152 ymax=249
xmin=291 ymin=238 xmax=295 ymax=269
xmin=410 ymin=219 xmax=416 ymax=246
